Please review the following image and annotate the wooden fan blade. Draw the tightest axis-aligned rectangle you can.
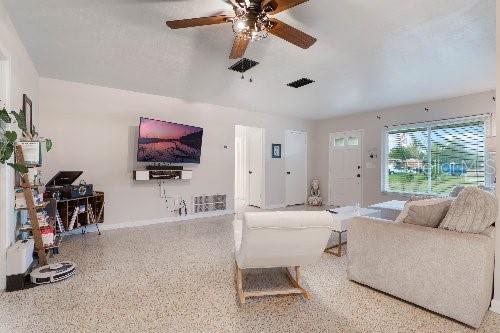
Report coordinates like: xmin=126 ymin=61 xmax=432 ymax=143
xmin=166 ymin=15 xmax=231 ymax=29
xmin=261 ymin=0 xmax=309 ymax=14
xmin=227 ymin=0 xmax=246 ymax=9
xmin=229 ymin=36 xmax=250 ymax=59
xmin=269 ymin=18 xmax=316 ymax=49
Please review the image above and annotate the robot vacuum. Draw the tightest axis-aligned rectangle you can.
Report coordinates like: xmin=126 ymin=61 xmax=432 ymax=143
xmin=30 ymin=261 xmax=76 ymax=284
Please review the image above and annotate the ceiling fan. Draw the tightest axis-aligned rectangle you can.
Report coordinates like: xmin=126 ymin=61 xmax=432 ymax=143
xmin=166 ymin=0 xmax=317 ymax=59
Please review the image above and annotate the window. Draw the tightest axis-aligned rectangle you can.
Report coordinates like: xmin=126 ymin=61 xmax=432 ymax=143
xmin=347 ymin=136 xmax=359 ymax=146
xmin=383 ymin=116 xmax=489 ymax=195
xmin=334 ymin=137 xmax=345 ymax=147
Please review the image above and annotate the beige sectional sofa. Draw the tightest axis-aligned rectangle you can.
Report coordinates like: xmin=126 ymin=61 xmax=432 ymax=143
xmin=347 ymin=216 xmax=496 ymax=328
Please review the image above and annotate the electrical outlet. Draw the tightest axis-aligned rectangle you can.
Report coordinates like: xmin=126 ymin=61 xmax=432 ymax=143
xmin=165 ymin=196 xmax=176 ymax=211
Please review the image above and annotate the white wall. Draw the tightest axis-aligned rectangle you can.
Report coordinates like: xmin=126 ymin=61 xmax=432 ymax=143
xmin=314 ymin=91 xmax=496 ymax=206
xmin=0 ymin=1 xmax=39 ymax=290
xmin=39 ymin=78 xmax=314 ymax=225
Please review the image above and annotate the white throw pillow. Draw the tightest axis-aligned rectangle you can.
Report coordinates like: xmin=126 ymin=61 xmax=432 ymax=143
xmin=439 ymin=187 xmax=497 ymax=234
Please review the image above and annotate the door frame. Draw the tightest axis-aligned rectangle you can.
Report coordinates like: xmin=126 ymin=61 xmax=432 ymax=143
xmin=285 ymin=130 xmax=308 ymax=206
xmin=245 ymin=126 xmax=265 ymax=208
xmin=0 ymin=42 xmax=12 ymax=291
xmin=328 ymin=129 xmax=364 ymax=207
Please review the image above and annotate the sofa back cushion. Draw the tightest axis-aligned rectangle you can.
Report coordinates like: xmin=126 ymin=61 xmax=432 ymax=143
xmin=449 ymin=185 xmax=494 ymax=198
xmin=396 ymin=198 xmax=453 ymax=227
xmin=439 ymin=187 xmax=497 ymax=233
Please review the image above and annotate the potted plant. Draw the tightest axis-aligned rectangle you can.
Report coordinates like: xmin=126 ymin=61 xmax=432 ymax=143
xmin=0 ymin=101 xmax=52 ymax=173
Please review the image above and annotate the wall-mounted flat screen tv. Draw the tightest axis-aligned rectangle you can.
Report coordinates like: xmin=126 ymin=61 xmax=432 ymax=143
xmin=137 ymin=117 xmax=204 ymax=164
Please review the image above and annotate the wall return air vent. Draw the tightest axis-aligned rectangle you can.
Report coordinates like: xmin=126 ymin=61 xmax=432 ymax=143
xmin=193 ymin=194 xmax=227 ymax=213
xmin=287 ymin=78 xmax=315 ymax=88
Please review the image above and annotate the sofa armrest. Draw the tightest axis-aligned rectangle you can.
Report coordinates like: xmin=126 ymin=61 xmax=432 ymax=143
xmin=347 ymin=217 xmax=495 ymax=328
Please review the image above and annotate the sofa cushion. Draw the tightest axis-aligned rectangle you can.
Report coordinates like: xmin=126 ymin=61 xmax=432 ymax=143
xmin=439 ymin=187 xmax=497 ymax=233
xmin=449 ymin=185 xmax=465 ymax=198
xmin=449 ymin=185 xmax=494 ymax=198
xmin=396 ymin=198 xmax=453 ymax=227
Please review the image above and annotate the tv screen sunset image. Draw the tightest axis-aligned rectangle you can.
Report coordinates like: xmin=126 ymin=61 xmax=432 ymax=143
xmin=137 ymin=118 xmax=203 ymax=163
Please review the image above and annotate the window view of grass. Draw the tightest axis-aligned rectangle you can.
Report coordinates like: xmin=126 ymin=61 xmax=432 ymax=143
xmin=386 ymin=121 xmax=486 ymax=195
xmin=388 ymin=173 xmax=482 ymax=195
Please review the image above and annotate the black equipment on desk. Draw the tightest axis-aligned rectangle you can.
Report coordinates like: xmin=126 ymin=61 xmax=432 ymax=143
xmin=45 ymin=171 xmax=94 ymax=199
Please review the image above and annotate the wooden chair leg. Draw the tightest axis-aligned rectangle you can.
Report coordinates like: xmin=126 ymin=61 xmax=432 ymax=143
xmin=285 ymin=266 xmax=311 ymax=300
xmin=295 ymin=266 xmax=301 ymax=285
xmin=235 ymin=263 xmax=246 ymax=304
xmin=295 ymin=266 xmax=311 ymax=300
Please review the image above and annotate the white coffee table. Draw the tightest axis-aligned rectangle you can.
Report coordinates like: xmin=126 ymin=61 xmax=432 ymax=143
xmin=325 ymin=206 xmax=380 ymax=257
xmin=369 ymin=200 xmax=406 ymax=220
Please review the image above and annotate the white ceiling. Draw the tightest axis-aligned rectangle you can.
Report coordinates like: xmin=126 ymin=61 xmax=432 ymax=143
xmin=4 ymin=0 xmax=496 ymax=119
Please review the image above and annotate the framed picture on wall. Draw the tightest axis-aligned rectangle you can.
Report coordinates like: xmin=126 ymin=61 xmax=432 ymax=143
xmin=23 ymin=94 xmax=33 ymax=135
xmin=272 ymin=144 xmax=281 ymax=158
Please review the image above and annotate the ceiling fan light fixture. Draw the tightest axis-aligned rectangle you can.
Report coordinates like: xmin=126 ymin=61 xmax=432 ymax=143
xmin=166 ymin=0 xmax=316 ymax=59
xmin=232 ymin=10 xmax=271 ymax=41
xmin=250 ymin=30 xmax=268 ymax=41
xmin=233 ymin=17 xmax=249 ymax=33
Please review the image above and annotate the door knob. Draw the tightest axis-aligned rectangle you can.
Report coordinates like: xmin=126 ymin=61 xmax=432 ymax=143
xmin=357 ymin=174 xmax=361 ymax=178
xmin=286 ymin=171 xmax=291 ymax=175
xmin=249 ymin=171 xmax=253 ymax=174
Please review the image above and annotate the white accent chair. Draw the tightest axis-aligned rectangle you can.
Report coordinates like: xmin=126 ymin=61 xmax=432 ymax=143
xmin=233 ymin=211 xmax=333 ymax=304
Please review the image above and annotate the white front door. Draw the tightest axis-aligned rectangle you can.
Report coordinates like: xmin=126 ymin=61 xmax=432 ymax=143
xmin=285 ymin=130 xmax=307 ymax=206
xmin=247 ymin=127 xmax=264 ymax=208
xmin=329 ymin=130 xmax=363 ymax=207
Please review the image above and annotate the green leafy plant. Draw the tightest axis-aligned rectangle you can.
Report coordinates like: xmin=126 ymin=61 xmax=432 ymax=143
xmin=0 ymin=103 xmax=53 ymax=174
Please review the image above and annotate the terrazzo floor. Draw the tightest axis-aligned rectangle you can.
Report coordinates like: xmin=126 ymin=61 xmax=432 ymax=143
xmin=1 ymin=213 xmax=500 ymax=333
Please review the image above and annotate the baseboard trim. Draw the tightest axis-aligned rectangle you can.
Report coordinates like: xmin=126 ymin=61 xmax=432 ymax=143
xmin=102 ymin=210 xmax=235 ymax=231
xmin=490 ymin=299 xmax=500 ymax=314
xmin=63 ymin=210 xmax=235 ymax=234
xmin=265 ymin=203 xmax=287 ymax=210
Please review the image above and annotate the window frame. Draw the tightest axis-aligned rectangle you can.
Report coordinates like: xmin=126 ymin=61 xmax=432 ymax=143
xmin=381 ymin=114 xmax=491 ymax=195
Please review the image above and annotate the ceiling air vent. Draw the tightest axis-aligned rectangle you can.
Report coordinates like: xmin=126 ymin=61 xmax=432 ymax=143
xmin=228 ymin=58 xmax=259 ymax=73
xmin=287 ymin=78 xmax=315 ymax=88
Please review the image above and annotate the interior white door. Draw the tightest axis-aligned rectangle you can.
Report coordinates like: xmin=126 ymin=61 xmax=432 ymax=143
xmin=247 ymin=127 xmax=264 ymax=207
xmin=285 ymin=130 xmax=307 ymax=206
xmin=330 ymin=131 xmax=363 ymax=207
xmin=234 ymin=126 xmax=247 ymax=202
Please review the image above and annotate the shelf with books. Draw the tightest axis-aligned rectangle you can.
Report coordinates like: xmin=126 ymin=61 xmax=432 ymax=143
xmin=47 ymin=192 xmax=105 ymax=235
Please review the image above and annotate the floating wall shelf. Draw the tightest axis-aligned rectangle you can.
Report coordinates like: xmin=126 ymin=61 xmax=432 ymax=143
xmin=133 ymin=169 xmax=193 ymax=181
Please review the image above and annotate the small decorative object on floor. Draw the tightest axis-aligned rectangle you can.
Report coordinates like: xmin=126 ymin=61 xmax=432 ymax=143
xmin=30 ymin=261 xmax=76 ymax=285
xmin=307 ymin=179 xmax=323 ymax=206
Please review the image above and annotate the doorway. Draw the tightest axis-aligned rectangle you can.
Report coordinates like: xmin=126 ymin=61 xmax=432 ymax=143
xmin=285 ymin=130 xmax=307 ymax=206
xmin=329 ymin=130 xmax=363 ymax=207
xmin=234 ymin=125 xmax=265 ymax=213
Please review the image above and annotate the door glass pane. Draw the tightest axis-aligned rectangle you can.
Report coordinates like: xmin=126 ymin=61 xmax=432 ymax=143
xmin=334 ymin=137 xmax=345 ymax=146
xmin=347 ymin=136 xmax=359 ymax=146
xmin=386 ymin=127 xmax=429 ymax=193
